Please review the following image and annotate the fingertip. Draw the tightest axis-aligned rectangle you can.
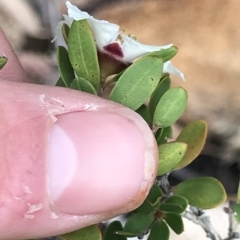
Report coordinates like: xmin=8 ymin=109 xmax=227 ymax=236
xmin=0 ymin=81 xmax=158 ymax=239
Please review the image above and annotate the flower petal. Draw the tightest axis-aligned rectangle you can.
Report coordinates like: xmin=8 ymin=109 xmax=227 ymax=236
xmin=121 ymin=35 xmax=173 ymax=62
xmin=66 ymin=1 xmax=90 ymax=20
xmin=53 ymin=15 xmax=75 ymax=47
xmin=87 ymin=18 xmax=120 ymax=50
xmin=163 ymin=61 xmax=185 ymax=80
xmin=66 ymin=1 xmax=120 ymax=50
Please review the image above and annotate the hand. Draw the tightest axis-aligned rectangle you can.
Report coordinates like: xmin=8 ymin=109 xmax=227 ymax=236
xmin=0 ymin=29 xmax=158 ymax=240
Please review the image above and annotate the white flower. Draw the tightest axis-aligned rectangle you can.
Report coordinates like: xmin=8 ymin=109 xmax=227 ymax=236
xmin=55 ymin=1 xmax=185 ymax=80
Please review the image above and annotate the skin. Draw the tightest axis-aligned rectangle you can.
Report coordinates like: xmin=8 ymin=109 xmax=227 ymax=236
xmin=0 ymin=29 xmax=158 ymax=240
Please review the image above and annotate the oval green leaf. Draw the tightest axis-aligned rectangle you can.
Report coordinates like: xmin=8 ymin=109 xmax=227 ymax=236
xmin=62 ymin=23 xmax=70 ymax=44
xmin=115 ymin=231 xmax=139 ymax=238
xmin=60 ymin=225 xmax=102 ymax=240
xmin=158 ymin=142 xmax=188 ymax=176
xmin=136 ymin=104 xmax=152 ymax=126
xmin=153 ymin=87 xmax=188 ymax=128
xmin=152 ymin=197 xmax=162 ymax=209
xmin=68 ymin=20 xmax=100 ymax=90
xmin=56 ymin=77 xmax=66 ymax=87
xmin=147 ymin=184 xmax=163 ymax=204
xmin=0 ymin=54 xmax=8 ymax=70
xmin=174 ymin=120 xmax=208 ymax=170
xmin=174 ymin=177 xmax=227 ymax=209
xmin=70 ymin=77 xmax=97 ymax=95
xmin=147 ymin=46 xmax=178 ymax=62
xmin=149 ymin=75 xmax=171 ymax=119
xmin=133 ymin=200 xmax=155 ymax=215
xmin=165 ymin=195 xmax=188 ymax=213
xmin=237 ymin=180 xmax=240 ymax=202
xmin=148 ymin=220 xmax=170 ymax=240
xmin=123 ymin=212 xmax=154 ymax=236
xmin=233 ymin=203 xmax=240 ymax=223
xmin=57 ymin=46 xmax=75 ymax=87
xmin=103 ymin=221 xmax=126 ymax=240
xmin=159 ymin=203 xmax=183 ymax=213
xmin=164 ymin=213 xmax=184 ymax=235
xmin=155 ymin=126 xmax=173 ymax=145
xmin=109 ymin=55 xmax=163 ymax=110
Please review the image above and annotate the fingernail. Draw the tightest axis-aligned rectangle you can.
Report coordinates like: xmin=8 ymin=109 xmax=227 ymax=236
xmin=47 ymin=111 xmax=148 ymax=215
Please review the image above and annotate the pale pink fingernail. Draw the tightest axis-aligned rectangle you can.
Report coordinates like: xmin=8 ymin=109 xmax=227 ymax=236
xmin=47 ymin=110 xmax=154 ymax=215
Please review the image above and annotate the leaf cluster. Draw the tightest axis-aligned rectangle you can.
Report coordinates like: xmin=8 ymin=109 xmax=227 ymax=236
xmin=54 ymin=19 xmax=227 ymax=240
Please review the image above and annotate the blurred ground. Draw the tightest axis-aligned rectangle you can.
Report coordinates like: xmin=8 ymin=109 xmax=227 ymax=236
xmin=0 ymin=0 xmax=239 ymax=193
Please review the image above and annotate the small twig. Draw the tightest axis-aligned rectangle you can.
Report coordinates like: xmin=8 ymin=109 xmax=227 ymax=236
xmin=228 ymin=201 xmax=236 ymax=239
xmin=223 ymin=201 xmax=240 ymax=240
xmin=224 ymin=233 xmax=240 ymax=240
xmin=182 ymin=206 xmax=222 ymax=240
xmin=155 ymin=174 xmax=172 ymax=196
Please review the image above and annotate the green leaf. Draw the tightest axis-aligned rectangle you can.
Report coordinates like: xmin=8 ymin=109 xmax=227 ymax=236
xmin=57 ymin=46 xmax=75 ymax=87
xmin=164 ymin=213 xmax=184 ymax=234
xmin=237 ymin=179 xmax=240 ymax=202
xmin=60 ymin=225 xmax=102 ymax=240
xmin=148 ymin=220 xmax=169 ymax=240
xmin=0 ymin=54 xmax=7 ymax=70
xmin=233 ymin=203 xmax=240 ymax=223
xmin=134 ymin=200 xmax=155 ymax=214
xmin=153 ymin=87 xmax=188 ymax=128
xmin=147 ymin=184 xmax=163 ymax=204
xmin=104 ymin=221 xmax=126 ymax=240
xmin=158 ymin=142 xmax=188 ymax=175
xmin=136 ymin=105 xmax=152 ymax=126
xmin=56 ymin=77 xmax=67 ymax=87
xmin=149 ymin=75 xmax=171 ymax=119
xmin=174 ymin=177 xmax=227 ymax=209
xmin=147 ymin=46 xmax=178 ymax=62
xmin=109 ymin=55 xmax=163 ymax=110
xmin=68 ymin=20 xmax=100 ymax=90
xmin=165 ymin=195 xmax=188 ymax=213
xmin=152 ymin=197 xmax=162 ymax=209
xmin=62 ymin=23 xmax=70 ymax=44
xmin=155 ymin=126 xmax=173 ymax=145
xmin=174 ymin=120 xmax=208 ymax=170
xmin=70 ymin=77 xmax=97 ymax=95
xmin=159 ymin=203 xmax=183 ymax=213
xmin=123 ymin=213 xmax=154 ymax=237
xmin=115 ymin=231 xmax=138 ymax=238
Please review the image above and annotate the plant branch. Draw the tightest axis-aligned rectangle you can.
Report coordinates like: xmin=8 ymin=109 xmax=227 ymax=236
xmin=223 ymin=201 xmax=240 ymax=240
xmin=155 ymin=174 xmax=172 ymax=196
xmin=182 ymin=206 xmax=222 ymax=240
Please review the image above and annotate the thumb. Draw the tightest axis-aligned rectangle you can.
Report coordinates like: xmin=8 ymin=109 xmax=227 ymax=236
xmin=0 ymin=79 xmax=158 ymax=239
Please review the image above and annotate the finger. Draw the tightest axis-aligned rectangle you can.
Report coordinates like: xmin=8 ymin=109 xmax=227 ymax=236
xmin=0 ymin=28 xmax=28 ymax=82
xmin=0 ymin=80 xmax=158 ymax=240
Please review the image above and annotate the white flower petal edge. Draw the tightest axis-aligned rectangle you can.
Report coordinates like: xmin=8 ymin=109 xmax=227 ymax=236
xmin=121 ymin=35 xmax=173 ymax=63
xmin=66 ymin=1 xmax=90 ymax=20
xmin=66 ymin=1 xmax=120 ymax=50
xmin=121 ymin=36 xmax=185 ymax=80
xmin=163 ymin=61 xmax=185 ymax=80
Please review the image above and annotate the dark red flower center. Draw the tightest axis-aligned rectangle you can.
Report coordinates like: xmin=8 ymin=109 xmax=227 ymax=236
xmin=103 ymin=42 xmax=124 ymax=59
